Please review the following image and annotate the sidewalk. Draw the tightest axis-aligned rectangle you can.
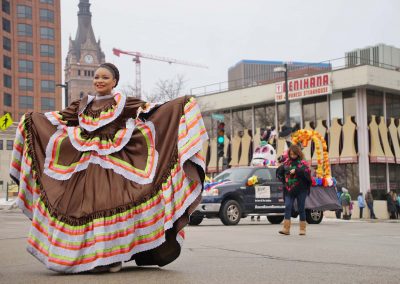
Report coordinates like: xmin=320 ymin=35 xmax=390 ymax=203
xmin=0 ymin=197 xmax=17 ymax=210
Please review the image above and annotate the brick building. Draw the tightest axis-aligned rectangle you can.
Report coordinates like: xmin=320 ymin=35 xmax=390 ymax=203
xmin=0 ymin=0 xmax=62 ymax=121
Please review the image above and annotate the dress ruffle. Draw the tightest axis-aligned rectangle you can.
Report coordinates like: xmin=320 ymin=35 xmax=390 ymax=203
xmin=10 ymin=95 xmax=208 ymax=273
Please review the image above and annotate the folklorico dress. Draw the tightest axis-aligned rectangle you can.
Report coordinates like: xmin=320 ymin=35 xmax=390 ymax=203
xmin=10 ymin=93 xmax=208 ymax=273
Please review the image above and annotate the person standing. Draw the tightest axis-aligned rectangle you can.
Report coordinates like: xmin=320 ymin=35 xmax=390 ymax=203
xmin=341 ymin=188 xmax=351 ymax=220
xmin=276 ymin=145 xmax=311 ymax=236
xmin=357 ymin=192 xmax=365 ymax=219
xmin=365 ymin=190 xmax=377 ymax=219
xmin=387 ymin=191 xmax=397 ymax=219
xmin=335 ymin=186 xmax=343 ymax=219
xmin=9 ymin=63 xmax=208 ymax=273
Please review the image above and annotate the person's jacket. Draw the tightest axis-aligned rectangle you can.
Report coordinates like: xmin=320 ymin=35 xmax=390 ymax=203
xmin=365 ymin=192 xmax=374 ymax=204
xmin=357 ymin=195 xmax=365 ymax=208
xmin=276 ymin=158 xmax=311 ymax=196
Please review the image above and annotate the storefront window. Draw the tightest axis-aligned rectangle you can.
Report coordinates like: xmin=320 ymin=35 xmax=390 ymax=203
xmin=277 ymin=103 xmax=286 ymax=127
xmin=255 ymin=104 xmax=275 ymax=130
xmin=223 ymin=110 xmax=232 ymax=138
xmin=389 ymin=164 xmax=400 ymax=193
xmin=232 ymin=108 xmax=252 ymax=136
xmin=369 ymin=164 xmax=387 ymax=200
xmin=343 ymin=90 xmax=357 ymax=118
xmin=386 ymin=92 xmax=400 ymax=119
xmin=302 ymin=96 xmax=328 ymax=127
xmin=331 ymin=164 xmax=359 ymax=199
xmin=367 ymin=89 xmax=384 ymax=117
xmin=330 ymin=92 xmax=343 ymax=121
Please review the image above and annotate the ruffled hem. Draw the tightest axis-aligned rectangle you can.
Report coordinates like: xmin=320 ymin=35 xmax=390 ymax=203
xmin=10 ymin=96 xmax=209 ymax=273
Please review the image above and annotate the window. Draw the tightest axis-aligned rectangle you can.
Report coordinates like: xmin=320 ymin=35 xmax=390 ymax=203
xmin=78 ymin=70 xmax=81 ymax=76
xmin=17 ymin=5 xmax=32 ymax=19
xmin=40 ymin=27 xmax=54 ymax=39
xmin=255 ymin=104 xmax=275 ymax=130
xmin=41 ymin=97 xmax=55 ymax=111
xmin=3 ymin=36 xmax=11 ymax=51
xmin=367 ymin=89 xmax=384 ymax=117
xmin=40 ymin=0 xmax=54 ymax=3
xmin=2 ymin=1 xmax=10 ymax=14
xmin=389 ymin=164 xmax=400 ymax=193
xmin=2 ymin=18 xmax=11 ymax=33
xmin=330 ymin=92 xmax=343 ymax=121
xmin=40 ymin=44 xmax=54 ymax=57
xmin=0 ymin=140 xmax=3 ymax=150
xmin=369 ymin=164 xmax=387 ymax=200
xmin=232 ymin=108 xmax=252 ymax=135
xmin=3 ymin=93 xmax=12 ymax=107
xmin=386 ymin=92 xmax=400 ymax=119
xmin=41 ymin=80 xmax=55 ymax=92
xmin=302 ymin=96 xmax=328 ymax=126
xmin=19 ymin=60 xmax=34 ymax=73
xmin=18 ymin=24 xmax=33 ymax=37
xmin=19 ymin=96 xmax=34 ymax=109
xmin=253 ymin=168 xmax=273 ymax=181
xmin=3 ymin=55 xmax=11 ymax=69
xmin=6 ymin=140 xmax=13 ymax=150
xmin=3 ymin=74 xmax=11 ymax=88
xmin=40 ymin=9 xmax=54 ymax=22
xmin=18 ymin=42 xmax=33 ymax=55
xmin=40 ymin=62 xmax=55 ymax=75
xmin=343 ymin=90 xmax=357 ymax=118
xmin=19 ymin=78 xmax=34 ymax=91
xmin=331 ymin=164 xmax=360 ymax=199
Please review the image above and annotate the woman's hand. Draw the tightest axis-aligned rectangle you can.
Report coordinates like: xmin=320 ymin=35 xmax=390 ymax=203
xmin=290 ymin=169 xmax=295 ymax=175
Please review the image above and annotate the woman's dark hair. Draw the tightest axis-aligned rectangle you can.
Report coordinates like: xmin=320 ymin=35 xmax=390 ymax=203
xmin=98 ymin=63 xmax=120 ymax=87
xmin=288 ymin=144 xmax=304 ymax=160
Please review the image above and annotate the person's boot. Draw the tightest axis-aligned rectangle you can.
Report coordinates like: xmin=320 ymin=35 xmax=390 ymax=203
xmin=299 ymin=221 xmax=306 ymax=236
xmin=279 ymin=219 xmax=291 ymax=235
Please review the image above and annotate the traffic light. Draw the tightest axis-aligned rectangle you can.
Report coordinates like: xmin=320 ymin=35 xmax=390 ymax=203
xmin=217 ymin=122 xmax=225 ymax=157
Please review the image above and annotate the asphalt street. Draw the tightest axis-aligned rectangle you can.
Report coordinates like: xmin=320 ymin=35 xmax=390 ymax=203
xmin=0 ymin=210 xmax=399 ymax=284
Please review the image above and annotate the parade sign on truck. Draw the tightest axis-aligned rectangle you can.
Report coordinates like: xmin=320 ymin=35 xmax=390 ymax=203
xmin=275 ymin=73 xmax=332 ymax=102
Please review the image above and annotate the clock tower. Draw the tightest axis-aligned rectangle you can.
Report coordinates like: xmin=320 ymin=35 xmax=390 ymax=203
xmin=65 ymin=0 xmax=105 ymax=104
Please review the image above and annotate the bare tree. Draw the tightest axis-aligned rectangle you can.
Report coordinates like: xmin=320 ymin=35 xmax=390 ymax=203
xmin=119 ymin=84 xmax=141 ymax=98
xmin=146 ymin=74 xmax=186 ymax=103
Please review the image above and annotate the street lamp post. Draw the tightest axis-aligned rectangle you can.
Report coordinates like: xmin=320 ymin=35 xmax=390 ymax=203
xmin=56 ymin=82 xmax=69 ymax=108
xmin=274 ymin=63 xmax=292 ymax=136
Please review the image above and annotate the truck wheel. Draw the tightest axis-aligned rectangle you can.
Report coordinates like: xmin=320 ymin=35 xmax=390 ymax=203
xmin=189 ymin=216 xmax=204 ymax=226
xmin=306 ymin=209 xmax=323 ymax=224
xmin=220 ymin=200 xmax=241 ymax=225
xmin=267 ymin=216 xmax=284 ymax=224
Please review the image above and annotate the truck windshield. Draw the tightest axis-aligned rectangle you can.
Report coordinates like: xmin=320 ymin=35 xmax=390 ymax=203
xmin=214 ymin=168 xmax=254 ymax=183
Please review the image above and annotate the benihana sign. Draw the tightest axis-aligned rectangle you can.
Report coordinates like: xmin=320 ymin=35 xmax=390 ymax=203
xmin=275 ymin=73 xmax=332 ymax=102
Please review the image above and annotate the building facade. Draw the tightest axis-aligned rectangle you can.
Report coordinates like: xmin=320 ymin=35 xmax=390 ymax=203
xmin=228 ymin=60 xmax=331 ymax=90
xmin=1 ymin=0 xmax=62 ymax=121
xmin=64 ymin=0 xmax=105 ymax=104
xmin=346 ymin=43 xmax=400 ymax=70
xmin=197 ymin=64 xmax=400 ymax=207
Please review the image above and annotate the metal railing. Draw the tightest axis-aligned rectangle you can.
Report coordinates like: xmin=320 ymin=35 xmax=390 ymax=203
xmin=190 ymin=57 xmax=400 ymax=97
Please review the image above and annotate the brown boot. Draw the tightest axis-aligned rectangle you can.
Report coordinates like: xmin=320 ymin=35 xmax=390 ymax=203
xmin=299 ymin=221 xmax=306 ymax=235
xmin=279 ymin=219 xmax=291 ymax=235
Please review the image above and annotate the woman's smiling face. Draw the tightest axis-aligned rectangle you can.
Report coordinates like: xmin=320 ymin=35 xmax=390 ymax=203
xmin=93 ymin=67 xmax=116 ymax=95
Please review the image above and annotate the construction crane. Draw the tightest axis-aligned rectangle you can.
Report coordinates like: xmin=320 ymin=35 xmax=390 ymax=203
xmin=112 ymin=48 xmax=208 ymax=98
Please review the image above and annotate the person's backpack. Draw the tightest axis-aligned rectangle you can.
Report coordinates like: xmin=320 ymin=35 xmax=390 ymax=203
xmin=341 ymin=193 xmax=350 ymax=203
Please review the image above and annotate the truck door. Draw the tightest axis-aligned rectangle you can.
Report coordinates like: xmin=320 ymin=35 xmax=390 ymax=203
xmin=252 ymin=168 xmax=274 ymax=212
xmin=266 ymin=168 xmax=284 ymax=206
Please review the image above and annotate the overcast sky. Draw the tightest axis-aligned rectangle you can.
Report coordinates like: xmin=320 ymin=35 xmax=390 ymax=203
xmin=60 ymin=0 xmax=400 ymax=97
